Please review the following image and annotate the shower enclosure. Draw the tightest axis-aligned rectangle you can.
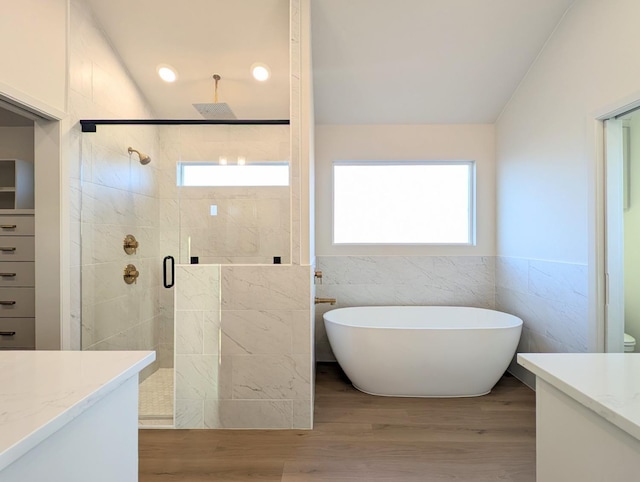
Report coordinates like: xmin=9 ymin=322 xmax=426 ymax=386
xmin=79 ymin=122 xmax=291 ymax=426
xmin=71 ymin=0 xmax=314 ymax=429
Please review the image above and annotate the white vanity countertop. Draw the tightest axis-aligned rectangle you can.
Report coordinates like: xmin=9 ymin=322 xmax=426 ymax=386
xmin=518 ymin=353 xmax=640 ymax=441
xmin=0 ymin=350 xmax=154 ymax=472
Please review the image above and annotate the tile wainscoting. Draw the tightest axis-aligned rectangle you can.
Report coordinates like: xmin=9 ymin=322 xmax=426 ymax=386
xmin=496 ymin=256 xmax=589 ymax=387
xmin=175 ymin=264 xmax=313 ymax=429
xmin=314 ymin=256 xmax=496 ymax=361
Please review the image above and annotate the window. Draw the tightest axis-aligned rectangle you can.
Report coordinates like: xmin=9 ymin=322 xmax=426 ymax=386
xmin=178 ymin=162 xmax=289 ymax=187
xmin=333 ymin=161 xmax=475 ymax=244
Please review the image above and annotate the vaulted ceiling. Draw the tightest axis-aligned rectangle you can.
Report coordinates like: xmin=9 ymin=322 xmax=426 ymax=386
xmin=311 ymin=0 xmax=576 ymax=124
xmin=85 ymin=0 xmax=576 ymax=124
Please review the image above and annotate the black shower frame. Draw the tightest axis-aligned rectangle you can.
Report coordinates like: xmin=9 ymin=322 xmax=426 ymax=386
xmin=80 ymin=119 xmax=290 ymax=133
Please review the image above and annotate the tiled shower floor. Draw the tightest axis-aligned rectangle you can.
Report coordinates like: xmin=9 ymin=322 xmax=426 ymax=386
xmin=139 ymin=368 xmax=174 ymax=427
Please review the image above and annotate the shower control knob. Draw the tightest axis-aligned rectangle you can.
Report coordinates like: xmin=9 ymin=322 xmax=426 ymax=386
xmin=123 ymin=264 xmax=140 ymax=285
xmin=123 ymin=234 xmax=139 ymax=254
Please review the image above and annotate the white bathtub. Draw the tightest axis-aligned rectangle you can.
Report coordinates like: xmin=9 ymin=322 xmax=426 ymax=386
xmin=323 ymin=306 xmax=523 ymax=398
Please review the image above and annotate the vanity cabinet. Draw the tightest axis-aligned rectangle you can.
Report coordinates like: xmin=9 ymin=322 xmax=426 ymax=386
xmin=0 ymin=351 xmax=155 ymax=482
xmin=518 ymin=354 xmax=640 ymax=482
xmin=0 ymin=213 xmax=35 ymax=350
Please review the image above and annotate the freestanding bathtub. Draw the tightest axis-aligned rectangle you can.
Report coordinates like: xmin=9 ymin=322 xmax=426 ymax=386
xmin=323 ymin=306 xmax=523 ymax=398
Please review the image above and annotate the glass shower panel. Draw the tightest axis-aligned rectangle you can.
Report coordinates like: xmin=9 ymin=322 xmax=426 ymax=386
xmin=176 ymin=124 xmax=291 ymax=265
xmin=169 ymin=123 xmax=291 ymax=428
xmin=79 ymin=124 xmax=175 ymax=426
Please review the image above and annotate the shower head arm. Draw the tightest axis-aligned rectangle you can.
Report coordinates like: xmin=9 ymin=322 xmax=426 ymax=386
xmin=213 ymin=74 xmax=221 ymax=103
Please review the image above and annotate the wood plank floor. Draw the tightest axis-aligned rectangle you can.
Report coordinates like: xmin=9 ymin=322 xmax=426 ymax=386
xmin=139 ymin=363 xmax=536 ymax=481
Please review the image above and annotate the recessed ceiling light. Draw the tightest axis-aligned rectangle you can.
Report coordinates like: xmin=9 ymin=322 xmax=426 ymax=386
xmin=251 ymin=63 xmax=271 ymax=82
xmin=157 ymin=64 xmax=177 ymax=83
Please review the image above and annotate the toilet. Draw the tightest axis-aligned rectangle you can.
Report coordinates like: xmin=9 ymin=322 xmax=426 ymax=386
xmin=624 ymin=333 xmax=636 ymax=353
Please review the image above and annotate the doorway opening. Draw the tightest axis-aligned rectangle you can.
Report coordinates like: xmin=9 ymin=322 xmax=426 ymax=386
xmin=0 ymin=97 xmax=65 ymax=353
xmin=604 ymin=106 xmax=640 ymax=353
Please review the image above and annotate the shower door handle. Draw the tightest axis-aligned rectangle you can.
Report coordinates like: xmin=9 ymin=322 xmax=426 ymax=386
xmin=163 ymin=256 xmax=175 ymax=288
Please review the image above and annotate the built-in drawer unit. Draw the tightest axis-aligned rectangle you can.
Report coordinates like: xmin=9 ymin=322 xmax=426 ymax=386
xmin=0 ymin=288 xmax=35 ymax=317
xmin=0 ymin=262 xmax=35 ymax=287
xmin=0 ymin=215 xmax=34 ymax=236
xmin=0 ymin=236 xmax=34 ymax=261
xmin=0 ymin=318 xmax=35 ymax=349
xmin=0 ymin=212 xmax=35 ymax=350
xmin=0 ymin=182 xmax=36 ymax=350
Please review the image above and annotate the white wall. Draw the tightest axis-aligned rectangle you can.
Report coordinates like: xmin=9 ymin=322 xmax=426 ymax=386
xmin=0 ymin=0 xmax=67 ymax=117
xmin=0 ymin=2 xmax=68 ymax=350
xmin=496 ymin=0 xmax=640 ymax=379
xmin=315 ymin=124 xmax=496 ymax=256
xmin=497 ymin=0 xmax=640 ymax=263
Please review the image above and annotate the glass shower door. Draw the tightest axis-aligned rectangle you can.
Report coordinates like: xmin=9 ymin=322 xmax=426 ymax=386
xmin=79 ymin=124 xmax=175 ymax=426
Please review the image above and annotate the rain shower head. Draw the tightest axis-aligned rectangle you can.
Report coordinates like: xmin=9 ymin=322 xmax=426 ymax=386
xmin=128 ymin=147 xmax=151 ymax=165
xmin=193 ymin=74 xmax=237 ymax=120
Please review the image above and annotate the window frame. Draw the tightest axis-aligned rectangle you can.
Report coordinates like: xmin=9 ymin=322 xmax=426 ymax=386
xmin=177 ymin=161 xmax=290 ymax=187
xmin=332 ymin=160 xmax=476 ymax=246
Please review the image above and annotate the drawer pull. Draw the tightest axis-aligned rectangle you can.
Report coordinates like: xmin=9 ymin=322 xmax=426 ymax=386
xmin=0 ymin=273 xmax=16 ymax=277
xmin=0 ymin=331 xmax=15 ymax=336
xmin=0 ymin=247 xmax=16 ymax=252
xmin=0 ymin=301 xmax=16 ymax=305
xmin=0 ymin=225 xmax=16 ymax=229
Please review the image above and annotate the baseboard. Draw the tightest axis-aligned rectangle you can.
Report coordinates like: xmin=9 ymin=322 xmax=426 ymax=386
xmin=507 ymin=361 xmax=536 ymax=391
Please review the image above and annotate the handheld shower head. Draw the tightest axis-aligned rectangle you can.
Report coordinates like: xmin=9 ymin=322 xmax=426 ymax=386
xmin=128 ymin=147 xmax=151 ymax=165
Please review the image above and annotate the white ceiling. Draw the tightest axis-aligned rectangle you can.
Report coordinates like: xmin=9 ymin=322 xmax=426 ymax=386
xmin=85 ymin=0 xmax=290 ymax=119
xmin=86 ymin=0 xmax=576 ymax=124
xmin=311 ymin=0 xmax=576 ymax=124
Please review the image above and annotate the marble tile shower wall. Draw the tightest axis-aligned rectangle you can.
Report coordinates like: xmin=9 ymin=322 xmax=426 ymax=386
xmin=314 ymin=256 xmax=496 ymax=361
xmin=178 ymin=188 xmax=290 ymax=265
xmin=69 ymin=0 xmax=162 ymax=376
xmin=175 ymin=265 xmax=313 ymax=429
xmin=496 ymin=256 xmax=589 ymax=361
